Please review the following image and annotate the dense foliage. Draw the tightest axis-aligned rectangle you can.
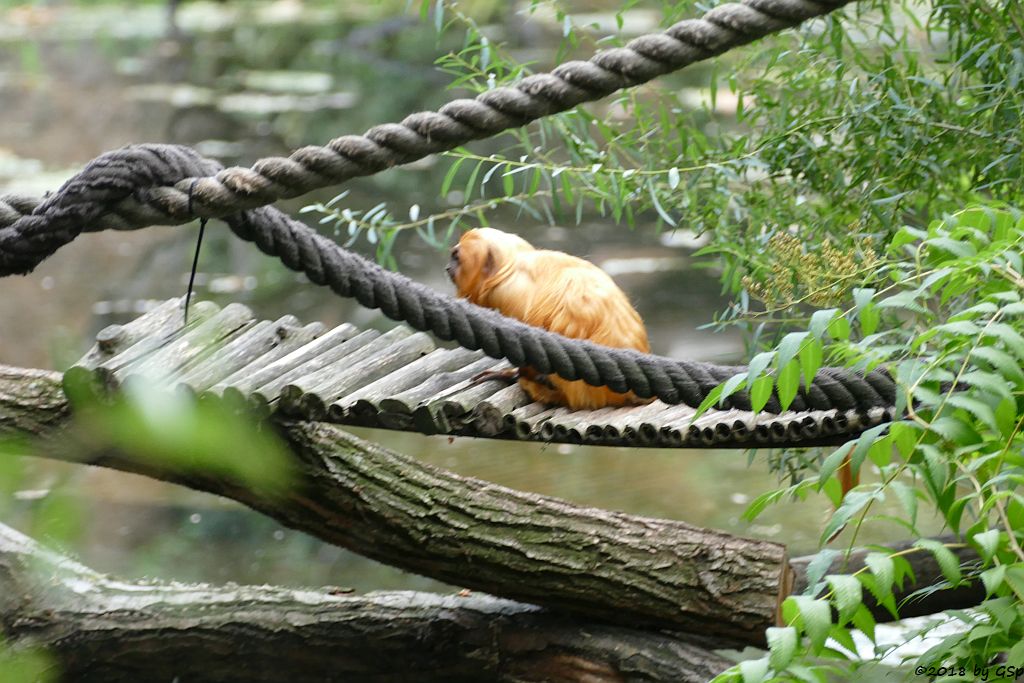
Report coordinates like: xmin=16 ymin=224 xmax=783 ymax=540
xmin=316 ymin=0 xmax=1024 ymax=678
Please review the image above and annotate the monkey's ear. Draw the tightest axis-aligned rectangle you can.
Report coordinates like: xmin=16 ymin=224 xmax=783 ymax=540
xmin=482 ymin=248 xmax=497 ymax=277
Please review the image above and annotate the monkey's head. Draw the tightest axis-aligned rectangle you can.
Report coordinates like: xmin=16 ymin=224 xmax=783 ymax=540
xmin=447 ymin=228 xmax=534 ymax=304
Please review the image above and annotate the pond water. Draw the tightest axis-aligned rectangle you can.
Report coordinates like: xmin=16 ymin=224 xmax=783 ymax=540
xmin=0 ymin=2 xmax=942 ymax=596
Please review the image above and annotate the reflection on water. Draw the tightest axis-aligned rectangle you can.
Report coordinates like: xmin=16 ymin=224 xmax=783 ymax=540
xmin=0 ymin=3 xmax=936 ymax=591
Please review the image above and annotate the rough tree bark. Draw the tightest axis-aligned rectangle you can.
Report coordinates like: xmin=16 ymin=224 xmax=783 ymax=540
xmin=0 ymin=364 xmax=790 ymax=646
xmin=0 ymin=363 xmax=990 ymax=669
xmin=0 ymin=522 xmax=732 ymax=683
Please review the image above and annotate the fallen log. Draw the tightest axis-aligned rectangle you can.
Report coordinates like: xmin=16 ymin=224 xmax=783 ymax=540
xmin=0 ymin=363 xmax=790 ymax=646
xmin=0 ymin=363 xmax=989 ymax=649
xmin=0 ymin=522 xmax=732 ymax=683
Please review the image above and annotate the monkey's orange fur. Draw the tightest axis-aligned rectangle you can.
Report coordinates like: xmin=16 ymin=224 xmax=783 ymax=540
xmin=447 ymin=227 xmax=651 ymax=410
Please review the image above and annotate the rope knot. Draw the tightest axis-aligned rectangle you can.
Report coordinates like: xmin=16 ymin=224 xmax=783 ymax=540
xmin=0 ymin=145 xmax=222 ymax=275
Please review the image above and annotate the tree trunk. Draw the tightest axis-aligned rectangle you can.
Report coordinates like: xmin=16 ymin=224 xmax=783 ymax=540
xmin=0 ymin=522 xmax=731 ymax=683
xmin=0 ymin=364 xmax=790 ymax=646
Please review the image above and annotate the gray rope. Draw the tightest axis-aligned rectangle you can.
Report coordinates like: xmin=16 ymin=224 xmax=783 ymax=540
xmin=0 ymin=0 xmax=895 ymax=412
xmin=0 ymin=0 xmax=856 ymax=274
xmin=229 ymin=204 xmax=895 ymax=413
xmin=0 ymin=157 xmax=896 ymax=412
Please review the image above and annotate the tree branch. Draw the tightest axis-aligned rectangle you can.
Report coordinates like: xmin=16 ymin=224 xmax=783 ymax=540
xmin=0 ymin=364 xmax=989 ymax=650
xmin=0 ymin=364 xmax=789 ymax=646
xmin=0 ymin=522 xmax=731 ymax=683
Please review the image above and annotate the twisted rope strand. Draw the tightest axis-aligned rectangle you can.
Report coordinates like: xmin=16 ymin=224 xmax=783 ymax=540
xmin=0 ymin=0 xmax=855 ymax=275
xmin=0 ymin=155 xmax=895 ymax=412
xmin=0 ymin=0 xmax=896 ymax=412
xmin=225 ymin=205 xmax=896 ymax=412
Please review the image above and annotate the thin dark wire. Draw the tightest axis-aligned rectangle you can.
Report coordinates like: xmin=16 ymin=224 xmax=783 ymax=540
xmin=184 ymin=179 xmax=205 ymax=326
xmin=184 ymin=220 xmax=207 ymax=326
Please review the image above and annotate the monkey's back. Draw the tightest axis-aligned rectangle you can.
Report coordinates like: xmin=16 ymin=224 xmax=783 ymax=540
xmin=495 ymin=249 xmax=649 ymax=353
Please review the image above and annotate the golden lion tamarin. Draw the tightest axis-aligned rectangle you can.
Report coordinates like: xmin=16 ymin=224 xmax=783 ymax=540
xmin=447 ymin=227 xmax=651 ymax=410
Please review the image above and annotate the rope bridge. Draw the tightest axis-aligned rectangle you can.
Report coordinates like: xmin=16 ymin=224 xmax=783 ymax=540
xmin=0 ymin=0 xmax=898 ymax=420
xmin=66 ymin=298 xmax=895 ymax=448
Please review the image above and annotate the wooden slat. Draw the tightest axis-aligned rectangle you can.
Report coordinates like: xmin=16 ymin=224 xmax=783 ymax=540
xmin=66 ymin=300 xmax=894 ymax=449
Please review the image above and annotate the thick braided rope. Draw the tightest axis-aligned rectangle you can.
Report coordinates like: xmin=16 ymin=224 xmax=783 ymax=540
xmin=0 ymin=0 xmax=856 ymax=275
xmin=0 ymin=152 xmax=895 ymax=411
xmin=226 ymin=205 xmax=896 ymax=412
xmin=0 ymin=0 xmax=896 ymax=411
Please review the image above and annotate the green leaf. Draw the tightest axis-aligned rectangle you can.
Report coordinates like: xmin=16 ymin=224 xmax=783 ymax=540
xmin=828 ymin=623 xmax=857 ymax=654
xmin=891 ymin=481 xmax=919 ymax=526
xmin=719 ymin=373 xmax=747 ymax=403
xmin=981 ymin=565 xmax=1006 ymax=596
xmin=846 ymin=423 xmax=889 ymax=484
xmin=742 ymin=489 xmax=785 ymax=522
xmin=960 ymin=370 xmax=1014 ymax=401
xmin=502 ymin=166 xmax=514 ymax=195
xmin=925 ymin=236 xmax=976 ymax=258
xmin=867 ymin=435 xmax=892 ymax=468
xmin=890 ymin=226 xmax=922 ymax=250
xmin=1000 ymin=301 xmax=1024 ymax=316
xmin=810 ymin=309 xmax=840 ymax=339
xmin=787 ymin=595 xmax=832 ymax=653
xmin=986 ymin=323 xmax=1024 ymax=361
xmin=694 ymin=383 xmax=725 ymax=419
xmin=914 ymin=539 xmax=962 ymax=585
xmin=750 ymin=375 xmax=774 ymax=413
xmin=786 ymin=664 xmax=826 ymax=683
xmin=889 ymin=422 xmax=920 ymax=459
xmin=777 ymin=331 xmax=809 ymax=371
xmin=995 ymin=397 xmax=1018 ymax=437
xmin=985 ymin=595 xmax=1019 ymax=630
xmin=465 ymin=159 xmax=484 ymax=199
xmin=649 ymin=180 xmax=677 ymax=227
xmin=933 ymin=320 xmax=982 ymax=337
xmin=777 ymin=360 xmax=800 ymax=410
xmin=766 ymin=626 xmax=798 ymax=671
xmin=827 ymin=314 xmax=851 ymax=341
xmin=801 ymin=549 xmax=839 ymax=594
xmin=928 ymin=416 xmax=977 ymax=445
xmin=820 ymin=489 xmax=881 ymax=544
xmin=800 ymin=336 xmax=823 ymax=387
xmin=738 ymin=657 xmax=770 ymax=683
xmin=952 ymin=301 xmax=998 ymax=320
xmin=440 ymin=157 xmax=465 ymax=197
xmin=859 ymin=303 xmax=880 ymax=336
xmin=971 ymin=346 xmax=1024 ymax=382
xmin=972 ymin=529 xmax=1001 ymax=563
xmin=1009 ymin=638 xmax=1024 ymax=665
xmin=826 ymin=574 xmax=863 ymax=623
xmin=1004 ymin=565 xmax=1024 ymax=602
xmin=850 ymin=603 xmax=876 ymax=642
xmin=945 ymin=394 xmax=999 ymax=431
xmin=747 ymin=351 xmax=775 ymax=385
xmin=878 ymin=289 xmax=929 ymax=314
xmin=864 ymin=552 xmax=895 ymax=599
xmin=967 ymin=623 xmax=1005 ymax=643
xmin=852 ymin=287 xmax=875 ymax=310
xmin=819 ymin=443 xmax=853 ymax=490
xmin=667 ymin=167 xmax=680 ymax=189
xmin=433 ymin=0 xmax=444 ymax=32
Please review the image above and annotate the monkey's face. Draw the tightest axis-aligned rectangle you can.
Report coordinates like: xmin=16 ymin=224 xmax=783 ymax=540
xmin=447 ymin=228 xmax=534 ymax=303
xmin=446 ymin=232 xmax=491 ymax=301
xmin=445 ymin=243 xmax=463 ymax=283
